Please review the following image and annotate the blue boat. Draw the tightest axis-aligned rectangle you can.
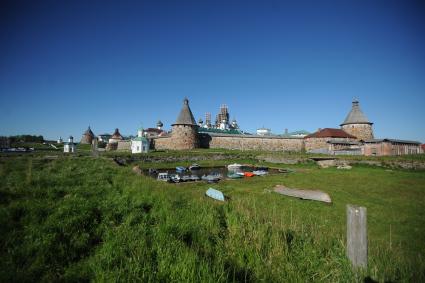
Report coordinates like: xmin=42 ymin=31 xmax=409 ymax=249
xmin=227 ymin=172 xmax=243 ymax=179
xmin=206 ymin=188 xmax=225 ymax=201
xmin=176 ymin=166 xmax=187 ymax=172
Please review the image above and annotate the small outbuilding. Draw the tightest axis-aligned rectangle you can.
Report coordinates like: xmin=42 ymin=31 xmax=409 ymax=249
xmin=64 ymin=136 xmax=76 ymax=153
xmin=131 ymin=128 xmax=149 ymax=154
xmin=363 ymin=139 xmax=422 ymax=156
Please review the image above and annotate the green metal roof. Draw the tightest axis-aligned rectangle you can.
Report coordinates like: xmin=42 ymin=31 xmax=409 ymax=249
xmin=198 ymin=128 xmax=243 ymax=135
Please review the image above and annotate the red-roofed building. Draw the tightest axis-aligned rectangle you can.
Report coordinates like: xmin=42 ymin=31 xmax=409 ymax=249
xmin=305 ymin=128 xmax=356 ymax=139
xmin=304 ymin=128 xmax=359 ymax=153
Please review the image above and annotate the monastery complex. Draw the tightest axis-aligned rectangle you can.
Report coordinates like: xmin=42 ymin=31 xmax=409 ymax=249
xmin=80 ymin=98 xmax=422 ymax=156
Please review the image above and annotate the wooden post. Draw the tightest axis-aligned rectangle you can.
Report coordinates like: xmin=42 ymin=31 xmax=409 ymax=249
xmin=91 ymin=139 xmax=99 ymax=157
xmin=346 ymin=204 xmax=367 ymax=269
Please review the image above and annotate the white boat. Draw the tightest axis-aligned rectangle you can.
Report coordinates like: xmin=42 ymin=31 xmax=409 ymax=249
xmin=227 ymin=163 xmax=242 ymax=170
xmin=189 ymin=163 xmax=201 ymax=170
xmin=157 ymin=173 xmax=170 ymax=181
xmin=202 ymin=172 xmax=222 ymax=183
xmin=253 ymin=170 xmax=268 ymax=176
xmin=190 ymin=175 xmax=201 ymax=181
xmin=169 ymin=174 xmax=181 ymax=183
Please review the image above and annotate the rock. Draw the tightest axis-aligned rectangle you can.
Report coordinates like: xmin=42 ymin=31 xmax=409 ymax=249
xmin=132 ymin=165 xmax=142 ymax=175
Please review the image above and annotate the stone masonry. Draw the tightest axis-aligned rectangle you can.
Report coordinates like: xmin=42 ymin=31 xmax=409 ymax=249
xmin=199 ymin=134 xmax=304 ymax=151
xmin=341 ymin=124 xmax=374 ymax=141
xmin=304 ymin=137 xmax=357 ymax=152
xmin=171 ymin=125 xmax=199 ymax=150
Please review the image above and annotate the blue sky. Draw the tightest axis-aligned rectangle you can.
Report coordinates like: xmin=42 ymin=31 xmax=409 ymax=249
xmin=1 ymin=0 xmax=424 ymax=142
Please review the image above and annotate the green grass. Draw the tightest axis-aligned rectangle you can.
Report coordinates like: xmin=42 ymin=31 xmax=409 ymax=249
xmin=0 ymin=153 xmax=424 ymax=282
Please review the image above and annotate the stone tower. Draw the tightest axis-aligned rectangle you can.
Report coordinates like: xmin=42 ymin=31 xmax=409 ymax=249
xmin=80 ymin=126 xmax=95 ymax=144
xmin=340 ymin=99 xmax=374 ymax=141
xmin=171 ymin=98 xmax=199 ymax=150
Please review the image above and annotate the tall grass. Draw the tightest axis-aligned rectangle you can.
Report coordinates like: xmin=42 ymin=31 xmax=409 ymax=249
xmin=0 ymin=155 xmax=424 ymax=282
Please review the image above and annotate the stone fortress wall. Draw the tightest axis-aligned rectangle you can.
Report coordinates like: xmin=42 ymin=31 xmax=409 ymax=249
xmin=200 ymin=133 xmax=304 ymax=151
xmin=153 ymin=136 xmax=175 ymax=150
xmin=152 ymin=133 xmax=304 ymax=152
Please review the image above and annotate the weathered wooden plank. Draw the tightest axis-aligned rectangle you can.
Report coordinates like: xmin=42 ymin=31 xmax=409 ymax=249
xmin=274 ymin=185 xmax=332 ymax=203
xmin=346 ymin=205 xmax=367 ymax=269
xmin=91 ymin=139 xmax=99 ymax=157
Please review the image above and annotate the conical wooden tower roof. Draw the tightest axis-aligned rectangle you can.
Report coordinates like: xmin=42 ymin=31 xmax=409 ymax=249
xmin=83 ymin=126 xmax=95 ymax=137
xmin=172 ymin=98 xmax=197 ymax=126
xmin=341 ymin=100 xmax=372 ymax=126
xmin=111 ymin=128 xmax=123 ymax=139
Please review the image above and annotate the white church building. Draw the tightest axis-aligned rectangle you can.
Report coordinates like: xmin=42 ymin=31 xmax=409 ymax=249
xmin=63 ymin=136 xmax=76 ymax=153
xmin=131 ymin=128 xmax=149 ymax=154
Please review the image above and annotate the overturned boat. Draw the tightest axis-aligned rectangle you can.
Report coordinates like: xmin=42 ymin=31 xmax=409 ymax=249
xmin=274 ymin=185 xmax=332 ymax=203
xmin=206 ymin=188 xmax=225 ymax=201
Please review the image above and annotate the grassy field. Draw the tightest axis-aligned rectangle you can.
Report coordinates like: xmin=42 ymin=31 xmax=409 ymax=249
xmin=0 ymin=152 xmax=424 ymax=282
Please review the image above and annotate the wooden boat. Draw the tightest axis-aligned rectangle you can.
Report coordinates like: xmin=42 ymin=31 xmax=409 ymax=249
xmin=244 ymin=172 xmax=255 ymax=177
xmin=227 ymin=173 xmax=243 ymax=179
xmin=206 ymin=188 xmax=225 ymax=201
xmin=274 ymin=185 xmax=332 ymax=203
xmin=189 ymin=163 xmax=201 ymax=170
xmin=176 ymin=166 xmax=187 ymax=172
xmin=227 ymin=163 xmax=242 ymax=170
xmin=253 ymin=170 xmax=268 ymax=176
